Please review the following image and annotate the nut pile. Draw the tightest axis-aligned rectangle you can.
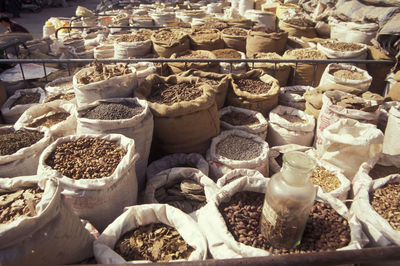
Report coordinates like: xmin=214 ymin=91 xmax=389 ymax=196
xmin=45 ymin=137 xmax=126 ymax=180
xmin=370 ymin=183 xmax=400 ymax=231
xmin=82 ymin=101 xmax=144 ymax=120
xmin=219 ymin=191 xmax=351 ymax=254
xmin=217 ymin=135 xmax=262 ymax=161
xmin=153 ymin=29 xmax=185 ymax=42
xmin=116 ymin=29 xmax=153 ymax=42
xmin=220 ymin=111 xmax=259 ymax=126
xmin=198 ymin=77 xmax=219 ymax=86
xmin=321 ymin=41 xmax=363 ymax=52
xmin=236 ymin=79 xmax=272 ymax=94
xmin=176 ymin=51 xmax=210 ymax=59
xmin=222 ymin=28 xmax=247 ymax=36
xmin=330 ymin=95 xmax=375 ymax=111
xmin=285 ymin=49 xmax=325 ymax=60
xmin=27 ymin=112 xmax=70 ymax=128
xmin=148 ymin=82 xmax=202 ymax=105
xmin=155 ymin=178 xmax=206 ymax=213
xmin=279 ymin=114 xmax=306 ymax=123
xmin=10 ymin=93 xmax=40 ymax=108
xmin=44 ymin=92 xmax=75 ymax=103
xmin=252 ymin=28 xmax=285 ymax=34
xmin=77 ymin=62 xmax=132 ymax=84
xmin=331 ymin=69 xmax=367 ymax=80
xmin=212 ymin=49 xmax=241 ymax=59
xmin=114 ymin=223 xmax=193 ymax=262
xmin=190 ymin=29 xmax=220 ymax=42
xmin=310 ymin=166 xmax=341 ymax=193
xmin=0 ymin=129 xmax=44 ymax=155
xmin=369 ymin=164 xmax=400 ymax=179
xmin=0 ymin=187 xmax=43 ymax=224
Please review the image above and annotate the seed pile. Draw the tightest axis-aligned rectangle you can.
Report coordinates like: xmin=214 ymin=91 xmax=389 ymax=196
xmin=279 ymin=114 xmax=306 ymax=123
xmin=148 ymin=82 xmax=202 ymax=105
xmin=10 ymin=93 xmax=40 ymax=108
xmin=27 ymin=112 xmax=70 ymax=128
xmin=330 ymin=95 xmax=375 ymax=111
xmin=236 ymin=79 xmax=272 ymax=94
xmin=82 ymin=102 xmax=144 ymax=120
xmin=155 ymin=178 xmax=206 ymax=213
xmin=252 ymin=28 xmax=285 ymax=34
xmin=77 ymin=62 xmax=132 ymax=84
xmin=219 ymin=191 xmax=351 ymax=254
xmin=45 ymin=137 xmax=126 ymax=180
xmin=213 ymin=49 xmax=241 ymax=59
xmin=153 ymin=30 xmax=185 ymax=42
xmin=0 ymin=187 xmax=43 ymax=224
xmin=196 ymin=21 xmax=228 ymax=31
xmin=286 ymin=49 xmax=325 ymax=60
xmin=221 ymin=111 xmax=259 ymax=126
xmin=321 ymin=41 xmax=363 ymax=52
xmin=198 ymin=77 xmax=219 ymax=86
xmin=310 ymin=166 xmax=341 ymax=193
xmin=176 ymin=51 xmax=210 ymax=59
xmin=217 ymin=135 xmax=262 ymax=161
xmin=44 ymin=93 xmax=75 ymax=103
xmin=116 ymin=30 xmax=153 ymax=42
xmin=332 ymin=69 xmax=367 ymax=80
xmin=370 ymin=183 xmax=400 ymax=231
xmin=190 ymin=29 xmax=220 ymax=41
xmin=369 ymin=164 xmax=400 ymax=179
xmin=284 ymin=18 xmax=314 ymax=27
xmin=0 ymin=129 xmax=44 ymax=155
xmin=115 ymin=223 xmax=193 ymax=262
xmin=222 ymin=28 xmax=247 ymax=36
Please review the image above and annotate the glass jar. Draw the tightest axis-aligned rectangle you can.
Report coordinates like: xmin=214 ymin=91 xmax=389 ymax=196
xmin=260 ymin=151 xmax=316 ymax=249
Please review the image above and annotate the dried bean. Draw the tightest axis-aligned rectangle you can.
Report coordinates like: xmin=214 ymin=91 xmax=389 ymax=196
xmin=332 ymin=69 xmax=367 ymax=80
xmin=0 ymin=129 xmax=44 ymax=156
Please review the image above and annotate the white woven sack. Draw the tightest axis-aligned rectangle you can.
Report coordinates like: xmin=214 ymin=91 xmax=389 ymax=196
xmin=129 ymin=62 xmax=157 ymax=86
xmin=76 ymin=98 xmax=153 ymax=191
xmin=94 ymin=45 xmax=114 ymax=59
xmin=0 ymin=126 xmax=51 ymax=177
xmin=219 ymin=106 xmax=268 ymax=139
xmin=94 ymin=204 xmax=208 ymax=263
xmin=0 ymin=176 xmax=94 ymax=265
xmin=1 ymin=87 xmax=46 ymax=124
xmin=114 ymin=39 xmax=152 ymax=59
xmin=43 ymin=25 xmax=55 ymax=39
xmin=197 ymin=176 xmax=367 ymax=259
xmin=73 ymin=66 xmax=137 ymax=107
xmin=238 ymin=0 xmax=254 ymax=16
xmin=317 ymin=41 xmax=368 ymax=59
xmin=267 ymin=105 xmax=315 ymax=147
xmin=207 ymin=129 xmax=270 ymax=180
xmin=319 ymin=63 xmax=372 ymax=91
xmin=352 ymin=173 xmax=400 ymax=246
xmin=144 ymin=167 xmax=218 ymax=219
xmin=244 ymin=10 xmax=275 ymax=29
xmin=279 ymin=86 xmax=313 ymax=111
xmin=217 ymin=168 xmax=266 ymax=188
xmin=315 ymin=90 xmax=380 ymax=151
xmin=268 ymin=144 xmax=313 ymax=176
xmin=37 ymin=133 xmax=139 ymax=231
xmin=320 ymin=119 xmax=383 ymax=180
xmin=15 ymin=100 xmax=76 ymax=137
xmin=147 ymin=153 xmax=209 ymax=180
xmin=45 ymin=76 xmax=73 ymax=95
xmin=330 ymin=21 xmax=378 ymax=45
xmin=220 ymin=51 xmax=247 ymax=74
xmin=382 ymin=106 xmax=400 ymax=156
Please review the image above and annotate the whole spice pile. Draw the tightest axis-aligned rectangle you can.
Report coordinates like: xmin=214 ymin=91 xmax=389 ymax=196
xmin=236 ymin=79 xmax=272 ymax=94
xmin=220 ymin=111 xmax=259 ymax=126
xmin=153 ymin=29 xmax=186 ymax=43
xmin=45 ymin=137 xmax=126 ymax=180
xmin=219 ymin=191 xmax=351 ymax=254
xmin=310 ymin=166 xmax=341 ymax=193
xmin=330 ymin=95 xmax=375 ymax=111
xmin=176 ymin=51 xmax=210 ymax=59
xmin=198 ymin=77 xmax=219 ymax=86
xmin=114 ymin=223 xmax=193 ymax=262
xmin=116 ymin=29 xmax=153 ymax=42
xmin=369 ymin=164 xmax=400 ymax=179
xmin=148 ymin=82 xmax=202 ymax=105
xmin=222 ymin=28 xmax=247 ymax=36
xmin=217 ymin=135 xmax=262 ymax=161
xmin=331 ymin=69 xmax=367 ymax=80
xmin=370 ymin=182 xmax=400 ymax=231
xmin=82 ymin=102 xmax=144 ymax=120
xmin=155 ymin=178 xmax=206 ymax=213
xmin=27 ymin=112 xmax=70 ymax=128
xmin=0 ymin=187 xmax=43 ymax=224
xmin=213 ymin=49 xmax=241 ymax=59
xmin=283 ymin=18 xmax=315 ymax=27
xmin=321 ymin=41 xmax=363 ymax=52
xmin=190 ymin=29 xmax=220 ymax=42
xmin=252 ymin=27 xmax=285 ymax=34
xmin=10 ymin=93 xmax=40 ymax=108
xmin=285 ymin=49 xmax=325 ymax=59
xmin=44 ymin=93 xmax=75 ymax=103
xmin=0 ymin=129 xmax=44 ymax=155
xmin=279 ymin=113 xmax=306 ymax=123
xmin=77 ymin=62 xmax=132 ymax=84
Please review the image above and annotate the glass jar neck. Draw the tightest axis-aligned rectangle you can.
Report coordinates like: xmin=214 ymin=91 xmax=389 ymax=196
xmin=281 ymin=151 xmax=315 ymax=186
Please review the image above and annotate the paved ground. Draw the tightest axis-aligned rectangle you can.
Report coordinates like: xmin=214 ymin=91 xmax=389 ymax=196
xmin=7 ymin=0 xmax=100 ymax=38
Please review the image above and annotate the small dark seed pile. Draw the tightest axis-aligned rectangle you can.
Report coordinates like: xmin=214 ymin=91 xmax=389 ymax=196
xmin=221 ymin=111 xmax=259 ymax=126
xmin=219 ymin=191 xmax=351 ymax=255
xmin=28 ymin=112 xmax=70 ymax=128
xmin=370 ymin=183 xmax=400 ymax=231
xmin=236 ymin=79 xmax=272 ymax=94
xmin=0 ymin=129 xmax=44 ymax=156
xmin=45 ymin=137 xmax=126 ymax=180
xmin=217 ymin=135 xmax=262 ymax=161
xmin=369 ymin=165 xmax=400 ymax=180
xmin=115 ymin=223 xmax=194 ymax=262
xmin=148 ymin=83 xmax=202 ymax=105
xmin=10 ymin=93 xmax=40 ymax=108
xmin=82 ymin=102 xmax=144 ymax=120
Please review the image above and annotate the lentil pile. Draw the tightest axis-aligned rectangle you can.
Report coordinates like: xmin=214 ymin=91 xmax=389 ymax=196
xmin=220 ymin=111 xmax=259 ymax=126
xmin=155 ymin=178 xmax=206 ymax=213
xmin=82 ymin=102 xmax=144 ymax=120
xmin=310 ymin=166 xmax=341 ymax=193
xmin=222 ymin=28 xmax=247 ymax=36
xmin=369 ymin=164 xmax=400 ymax=179
xmin=236 ymin=79 xmax=272 ymax=94
xmin=219 ymin=191 xmax=351 ymax=254
xmin=217 ymin=135 xmax=262 ymax=161
xmin=279 ymin=114 xmax=306 ymax=123
xmin=331 ymin=69 xmax=367 ymax=80
xmin=27 ymin=112 xmax=70 ymax=128
xmin=0 ymin=187 xmax=43 ymax=224
xmin=0 ymin=129 xmax=44 ymax=155
xmin=212 ymin=49 xmax=241 ymax=59
xmin=148 ymin=82 xmax=202 ymax=105
xmin=114 ymin=223 xmax=193 ymax=262
xmin=321 ymin=41 xmax=363 ymax=52
xmin=45 ymin=137 xmax=126 ymax=180
xmin=370 ymin=183 xmax=400 ymax=231
xmin=77 ymin=62 xmax=132 ymax=84
xmin=44 ymin=93 xmax=75 ymax=103
xmin=10 ymin=93 xmax=40 ymax=108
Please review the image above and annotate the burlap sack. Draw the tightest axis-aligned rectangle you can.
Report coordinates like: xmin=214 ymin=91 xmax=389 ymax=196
xmin=169 ymin=50 xmax=219 ymax=74
xmin=387 ymin=82 xmax=400 ymax=101
xmin=134 ymin=74 xmax=220 ymax=155
xmin=221 ymin=28 xmax=248 ymax=52
xmin=151 ymin=29 xmax=190 ymax=58
xmin=305 ymin=101 xmax=320 ymax=119
xmin=279 ymin=20 xmax=317 ymax=38
xmin=189 ymin=28 xmax=225 ymax=51
xmin=246 ymin=30 xmax=288 ymax=57
xmin=227 ymin=69 xmax=280 ymax=115
xmin=250 ymin=52 xmax=292 ymax=86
